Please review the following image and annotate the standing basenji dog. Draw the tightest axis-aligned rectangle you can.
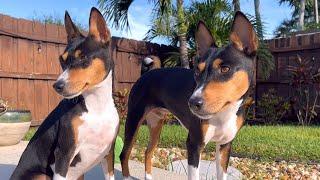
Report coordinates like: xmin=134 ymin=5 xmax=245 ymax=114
xmin=141 ymin=55 xmax=161 ymax=74
xmin=120 ymin=12 xmax=257 ymax=180
xmin=11 ymin=7 xmax=119 ymax=180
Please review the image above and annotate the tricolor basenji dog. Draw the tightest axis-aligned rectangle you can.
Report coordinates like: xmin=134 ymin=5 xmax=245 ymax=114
xmin=120 ymin=12 xmax=257 ymax=180
xmin=11 ymin=7 xmax=119 ymax=180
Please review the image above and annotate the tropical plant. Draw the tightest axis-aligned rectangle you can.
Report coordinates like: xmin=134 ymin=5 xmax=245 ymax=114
xmin=287 ymin=55 xmax=320 ymax=125
xmin=32 ymin=13 xmax=88 ymax=31
xmin=253 ymin=0 xmax=275 ymax=79
xmin=298 ymin=0 xmax=306 ymax=30
xmin=0 ymin=98 xmax=8 ymax=115
xmin=98 ymin=0 xmax=190 ymax=68
xmin=275 ymin=0 xmax=320 ymax=37
xmin=257 ymin=89 xmax=290 ymax=124
xmin=274 ymin=19 xmax=297 ymax=37
xmin=232 ymin=0 xmax=241 ymax=11
xmin=254 ymin=0 xmax=263 ymax=39
xmin=113 ymin=89 xmax=129 ymax=123
xmin=144 ymin=0 xmax=233 ymax=68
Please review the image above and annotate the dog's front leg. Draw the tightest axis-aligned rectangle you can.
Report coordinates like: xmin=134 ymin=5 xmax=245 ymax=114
xmin=101 ymin=147 xmax=115 ymax=180
xmin=186 ymin=134 xmax=203 ymax=180
xmin=215 ymin=142 xmax=232 ymax=180
xmin=51 ymin=146 xmax=74 ymax=180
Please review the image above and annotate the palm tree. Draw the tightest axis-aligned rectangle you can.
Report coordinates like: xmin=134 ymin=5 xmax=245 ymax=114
xmin=275 ymin=0 xmax=319 ymax=36
xmin=232 ymin=0 xmax=241 ymax=11
xmin=299 ymin=0 xmax=306 ymax=30
xmin=315 ymin=0 xmax=319 ymax=23
xmin=98 ymin=0 xmax=190 ymax=68
xmin=254 ymin=0 xmax=263 ymax=39
xmin=145 ymin=0 xmax=233 ymax=67
xmin=177 ymin=0 xmax=189 ymax=68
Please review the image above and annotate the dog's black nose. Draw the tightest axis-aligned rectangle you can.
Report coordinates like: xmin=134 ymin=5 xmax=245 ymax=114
xmin=53 ymin=81 xmax=65 ymax=93
xmin=189 ymin=96 xmax=204 ymax=110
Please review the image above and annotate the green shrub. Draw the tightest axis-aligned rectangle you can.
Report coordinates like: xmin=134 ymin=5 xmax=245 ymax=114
xmin=257 ymin=88 xmax=290 ymax=124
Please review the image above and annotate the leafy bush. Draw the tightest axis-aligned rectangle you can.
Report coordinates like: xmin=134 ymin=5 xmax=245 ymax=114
xmin=288 ymin=55 xmax=320 ymax=125
xmin=113 ymin=89 xmax=129 ymax=123
xmin=257 ymin=89 xmax=290 ymax=124
xmin=0 ymin=98 xmax=8 ymax=115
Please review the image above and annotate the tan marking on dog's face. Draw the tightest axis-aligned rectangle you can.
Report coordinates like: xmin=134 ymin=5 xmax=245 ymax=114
xmin=64 ymin=58 xmax=107 ymax=95
xmin=219 ymin=143 xmax=231 ymax=173
xmin=212 ymin=58 xmax=222 ymax=69
xmin=198 ymin=62 xmax=206 ymax=72
xmin=230 ymin=32 xmax=244 ymax=51
xmin=74 ymin=50 xmax=82 ymax=58
xmin=203 ymin=71 xmax=249 ymax=113
xmin=72 ymin=116 xmax=84 ymax=144
xmin=62 ymin=52 xmax=69 ymax=61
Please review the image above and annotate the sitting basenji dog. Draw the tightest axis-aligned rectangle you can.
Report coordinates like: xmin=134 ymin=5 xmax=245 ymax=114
xmin=120 ymin=12 xmax=257 ymax=180
xmin=11 ymin=7 xmax=119 ymax=180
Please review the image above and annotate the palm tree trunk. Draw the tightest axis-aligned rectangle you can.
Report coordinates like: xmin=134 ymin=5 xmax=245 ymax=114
xmin=254 ymin=0 xmax=263 ymax=39
xmin=299 ymin=0 xmax=306 ymax=30
xmin=315 ymin=0 xmax=319 ymax=23
xmin=233 ymin=0 xmax=241 ymax=12
xmin=177 ymin=0 xmax=189 ymax=68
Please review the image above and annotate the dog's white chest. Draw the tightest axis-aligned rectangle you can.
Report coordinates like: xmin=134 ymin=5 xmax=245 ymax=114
xmin=78 ymin=107 xmax=119 ymax=151
xmin=66 ymin=73 xmax=119 ymax=179
xmin=203 ymin=100 xmax=242 ymax=145
xmin=67 ymin=106 xmax=119 ymax=179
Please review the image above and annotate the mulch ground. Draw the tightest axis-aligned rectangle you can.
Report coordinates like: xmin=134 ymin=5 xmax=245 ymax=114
xmin=129 ymin=146 xmax=320 ymax=179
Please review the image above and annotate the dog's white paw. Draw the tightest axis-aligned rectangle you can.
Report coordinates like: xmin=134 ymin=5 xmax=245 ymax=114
xmin=145 ymin=173 xmax=152 ymax=180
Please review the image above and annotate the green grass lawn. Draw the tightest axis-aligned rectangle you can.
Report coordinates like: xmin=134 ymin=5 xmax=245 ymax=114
xmin=25 ymin=125 xmax=320 ymax=162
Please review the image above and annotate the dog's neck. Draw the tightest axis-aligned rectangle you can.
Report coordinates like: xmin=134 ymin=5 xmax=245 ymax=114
xmin=82 ymin=72 xmax=114 ymax=113
xmin=208 ymin=99 xmax=243 ymax=126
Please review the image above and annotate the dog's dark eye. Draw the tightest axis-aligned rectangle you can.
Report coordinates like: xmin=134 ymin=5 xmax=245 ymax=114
xmin=220 ymin=66 xmax=230 ymax=73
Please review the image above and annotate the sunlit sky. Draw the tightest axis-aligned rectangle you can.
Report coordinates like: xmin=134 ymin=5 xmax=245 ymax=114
xmin=0 ymin=0 xmax=293 ymax=44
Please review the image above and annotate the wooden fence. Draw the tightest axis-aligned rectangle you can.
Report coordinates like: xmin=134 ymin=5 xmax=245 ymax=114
xmin=0 ymin=14 xmax=174 ymax=125
xmin=258 ymin=31 xmax=320 ymax=105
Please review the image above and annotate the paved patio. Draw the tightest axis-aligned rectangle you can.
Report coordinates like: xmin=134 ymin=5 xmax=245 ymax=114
xmin=0 ymin=141 xmax=242 ymax=180
xmin=0 ymin=141 xmax=186 ymax=180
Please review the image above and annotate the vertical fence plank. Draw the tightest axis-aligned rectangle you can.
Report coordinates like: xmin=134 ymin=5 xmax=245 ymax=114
xmin=48 ymin=80 xmax=61 ymax=112
xmin=33 ymin=42 xmax=48 ymax=74
xmin=34 ymin=80 xmax=49 ymax=124
xmin=17 ymin=39 xmax=34 ymax=73
xmin=1 ymin=36 xmax=18 ymax=72
xmin=2 ymin=79 xmax=18 ymax=109
xmin=47 ymin=43 xmax=61 ymax=74
xmin=17 ymin=79 xmax=35 ymax=117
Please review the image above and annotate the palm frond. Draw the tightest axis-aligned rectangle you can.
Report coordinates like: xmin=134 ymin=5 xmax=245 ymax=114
xmin=98 ymin=0 xmax=134 ymax=31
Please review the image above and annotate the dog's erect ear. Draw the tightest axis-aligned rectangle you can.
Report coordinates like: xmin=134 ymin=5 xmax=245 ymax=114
xmin=195 ymin=21 xmax=216 ymax=57
xmin=64 ymin=11 xmax=82 ymax=42
xmin=230 ymin=11 xmax=259 ymax=56
xmin=89 ymin=7 xmax=111 ymax=44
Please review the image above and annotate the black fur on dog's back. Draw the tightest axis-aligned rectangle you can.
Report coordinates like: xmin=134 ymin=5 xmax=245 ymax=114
xmin=127 ymin=68 xmax=198 ymax=128
xmin=120 ymin=68 xmax=204 ymax=170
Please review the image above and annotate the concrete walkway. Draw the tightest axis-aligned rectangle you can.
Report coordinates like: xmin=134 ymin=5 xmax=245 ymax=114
xmin=0 ymin=141 xmax=243 ymax=180
xmin=0 ymin=141 xmax=186 ymax=180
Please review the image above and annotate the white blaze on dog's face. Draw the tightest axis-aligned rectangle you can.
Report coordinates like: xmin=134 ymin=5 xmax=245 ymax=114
xmin=53 ymin=8 xmax=113 ymax=99
xmin=188 ymin=12 xmax=258 ymax=119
